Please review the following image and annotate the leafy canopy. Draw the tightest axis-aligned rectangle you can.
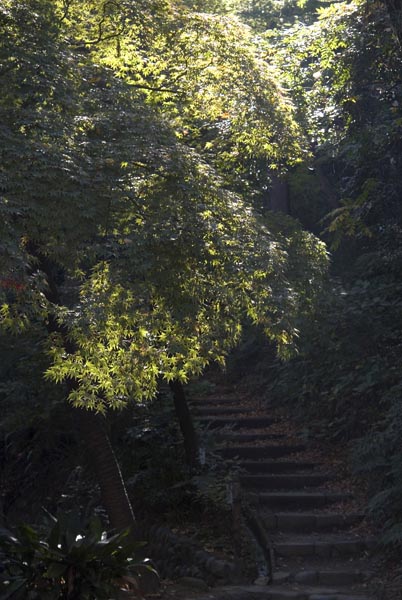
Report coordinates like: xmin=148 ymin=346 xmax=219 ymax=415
xmin=0 ymin=0 xmax=327 ymax=412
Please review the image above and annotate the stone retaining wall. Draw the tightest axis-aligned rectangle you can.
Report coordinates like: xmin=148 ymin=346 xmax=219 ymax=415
xmin=146 ymin=524 xmax=239 ymax=585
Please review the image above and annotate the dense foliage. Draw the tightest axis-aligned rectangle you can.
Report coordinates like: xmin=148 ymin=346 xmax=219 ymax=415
xmin=0 ymin=0 xmax=326 ymax=412
xmin=231 ymin=0 xmax=402 ymax=548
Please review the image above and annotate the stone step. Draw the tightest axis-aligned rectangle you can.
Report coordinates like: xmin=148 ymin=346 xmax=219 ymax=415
xmin=310 ymin=596 xmax=372 ymax=600
xmin=239 ymin=460 xmax=322 ymax=474
xmin=258 ymin=492 xmax=352 ymax=510
xmin=217 ymin=432 xmax=286 ymax=443
xmin=271 ymin=534 xmax=376 ymax=559
xmin=241 ymin=473 xmax=332 ymax=490
xmin=266 ymin=591 xmax=372 ymax=600
xmin=189 ymin=397 xmax=242 ymax=405
xmin=272 ymin=567 xmax=372 ymax=586
xmin=209 ymin=585 xmax=373 ymax=600
xmin=193 ymin=406 xmax=250 ymax=416
xmin=196 ymin=416 xmax=276 ymax=429
xmin=263 ymin=512 xmax=365 ymax=532
xmin=219 ymin=445 xmax=306 ymax=460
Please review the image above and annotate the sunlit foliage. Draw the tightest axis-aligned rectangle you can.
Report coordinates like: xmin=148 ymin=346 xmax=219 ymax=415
xmin=0 ymin=0 xmax=327 ymax=411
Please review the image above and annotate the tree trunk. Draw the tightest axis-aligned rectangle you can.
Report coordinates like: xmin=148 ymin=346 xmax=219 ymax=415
xmin=384 ymin=0 xmax=402 ymax=49
xmin=169 ymin=379 xmax=199 ymax=470
xmin=269 ymin=176 xmax=289 ymax=213
xmin=29 ymin=246 xmax=137 ymax=537
xmin=315 ymin=163 xmax=339 ymax=210
xmin=76 ymin=408 xmax=137 ymax=534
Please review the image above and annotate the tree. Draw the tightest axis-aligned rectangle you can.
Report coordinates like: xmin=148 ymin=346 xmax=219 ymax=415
xmin=0 ymin=0 xmax=327 ymax=534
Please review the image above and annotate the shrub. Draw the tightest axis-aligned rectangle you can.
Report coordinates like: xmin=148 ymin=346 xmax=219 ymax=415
xmin=0 ymin=509 xmax=154 ymax=599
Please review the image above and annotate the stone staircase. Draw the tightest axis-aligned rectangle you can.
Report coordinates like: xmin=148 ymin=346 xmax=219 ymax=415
xmin=191 ymin=393 xmax=377 ymax=600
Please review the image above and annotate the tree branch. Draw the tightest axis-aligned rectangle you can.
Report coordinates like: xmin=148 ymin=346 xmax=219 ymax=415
xmin=73 ymin=1 xmax=126 ymax=48
xmin=57 ymin=0 xmax=74 ymax=27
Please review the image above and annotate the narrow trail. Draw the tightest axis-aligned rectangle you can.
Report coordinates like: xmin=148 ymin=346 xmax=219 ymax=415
xmin=180 ymin=385 xmax=382 ymax=600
